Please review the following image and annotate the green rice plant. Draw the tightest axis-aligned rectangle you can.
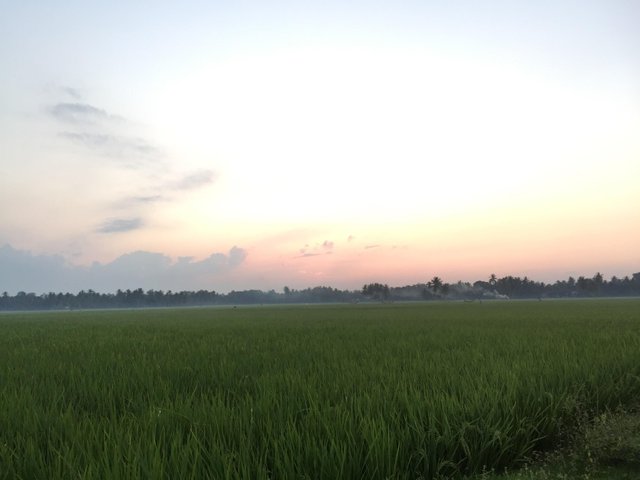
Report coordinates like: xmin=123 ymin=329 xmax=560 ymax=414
xmin=0 ymin=299 xmax=639 ymax=479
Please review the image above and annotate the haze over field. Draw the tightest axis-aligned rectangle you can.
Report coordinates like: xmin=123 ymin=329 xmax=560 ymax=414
xmin=1 ymin=1 xmax=639 ymax=294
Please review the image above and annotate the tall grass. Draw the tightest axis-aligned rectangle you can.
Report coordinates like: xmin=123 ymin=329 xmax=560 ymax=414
xmin=1 ymin=300 xmax=639 ymax=479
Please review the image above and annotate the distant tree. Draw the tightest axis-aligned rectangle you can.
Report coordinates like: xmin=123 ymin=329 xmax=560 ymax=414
xmin=593 ymin=272 xmax=604 ymax=291
xmin=430 ymin=276 xmax=443 ymax=294
xmin=4 ymin=269 xmax=640 ymax=311
xmin=362 ymin=283 xmax=390 ymax=301
xmin=577 ymin=276 xmax=596 ymax=295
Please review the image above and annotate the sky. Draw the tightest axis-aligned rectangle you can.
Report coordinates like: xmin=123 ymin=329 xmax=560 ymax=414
xmin=1 ymin=0 xmax=639 ymax=294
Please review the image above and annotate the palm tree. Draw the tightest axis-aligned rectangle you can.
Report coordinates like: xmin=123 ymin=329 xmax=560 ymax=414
xmin=430 ymin=276 xmax=443 ymax=294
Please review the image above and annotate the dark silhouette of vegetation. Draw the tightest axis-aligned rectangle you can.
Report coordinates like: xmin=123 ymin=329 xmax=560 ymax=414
xmin=362 ymin=283 xmax=390 ymax=301
xmin=1 ymin=272 xmax=639 ymax=311
xmin=428 ymin=276 xmax=443 ymax=294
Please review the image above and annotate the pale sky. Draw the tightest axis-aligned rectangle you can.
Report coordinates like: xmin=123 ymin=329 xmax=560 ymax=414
xmin=1 ymin=1 xmax=639 ymax=294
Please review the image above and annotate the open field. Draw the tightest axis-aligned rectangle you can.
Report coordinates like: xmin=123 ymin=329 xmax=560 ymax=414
xmin=1 ymin=300 xmax=639 ymax=479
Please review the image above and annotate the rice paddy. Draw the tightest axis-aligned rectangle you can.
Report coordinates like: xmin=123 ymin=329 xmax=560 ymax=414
xmin=1 ymin=299 xmax=639 ymax=479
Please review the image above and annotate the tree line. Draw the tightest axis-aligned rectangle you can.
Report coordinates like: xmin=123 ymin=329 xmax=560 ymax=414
xmin=1 ymin=272 xmax=639 ymax=311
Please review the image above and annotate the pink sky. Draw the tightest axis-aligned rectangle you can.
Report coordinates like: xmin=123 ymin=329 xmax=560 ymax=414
xmin=1 ymin=1 xmax=639 ymax=293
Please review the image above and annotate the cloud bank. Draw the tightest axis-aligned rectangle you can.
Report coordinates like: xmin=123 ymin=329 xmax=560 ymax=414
xmin=0 ymin=244 xmax=247 ymax=294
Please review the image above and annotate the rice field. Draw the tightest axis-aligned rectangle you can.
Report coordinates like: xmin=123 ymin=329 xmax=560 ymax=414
xmin=1 ymin=299 xmax=639 ymax=479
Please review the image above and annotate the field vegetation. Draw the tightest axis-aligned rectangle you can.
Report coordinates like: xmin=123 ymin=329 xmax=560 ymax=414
xmin=1 ymin=300 xmax=639 ymax=479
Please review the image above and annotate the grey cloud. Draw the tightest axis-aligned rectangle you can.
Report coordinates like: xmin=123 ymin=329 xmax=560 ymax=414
xmin=97 ymin=218 xmax=144 ymax=234
xmin=0 ymin=244 xmax=247 ymax=294
xmin=44 ymin=84 xmax=83 ymax=101
xmin=0 ymin=244 xmax=72 ymax=293
xmin=51 ymin=97 xmax=164 ymax=169
xmin=97 ymin=247 xmax=247 ymax=291
xmin=111 ymin=170 xmax=216 ymax=214
xmin=50 ymin=97 xmax=214 ymax=215
xmin=192 ymin=254 xmax=229 ymax=273
xmin=228 ymin=246 xmax=247 ymax=267
xmin=100 ymin=251 xmax=171 ymax=276
xmin=60 ymin=132 xmax=161 ymax=162
xmin=121 ymin=195 xmax=167 ymax=206
xmin=322 ymin=240 xmax=334 ymax=250
xmin=186 ymin=247 xmax=247 ymax=273
xmin=112 ymin=170 xmax=215 ymax=211
xmin=297 ymin=240 xmax=334 ymax=258
xmin=115 ymin=195 xmax=166 ymax=208
xmin=61 ymin=87 xmax=82 ymax=100
xmin=365 ymin=244 xmax=380 ymax=249
xmin=50 ymin=102 xmax=116 ymax=124
xmin=169 ymin=170 xmax=216 ymax=191
xmin=134 ymin=195 xmax=164 ymax=203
